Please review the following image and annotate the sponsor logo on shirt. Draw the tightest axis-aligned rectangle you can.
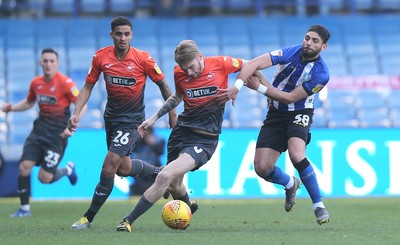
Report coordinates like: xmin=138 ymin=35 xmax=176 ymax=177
xmin=312 ymin=84 xmax=324 ymax=93
xmin=105 ymin=64 xmax=113 ymax=68
xmin=154 ymin=64 xmax=162 ymax=74
xmin=37 ymin=94 xmax=57 ymax=104
xmin=71 ymin=86 xmax=79 ymax=97
xmin=106 ymin=74 xmax=137 ymax=86
xmin=185 ymin=86 xmax=218 ymax=98
xmin=232 ymin=58 xmax=239 ymax=68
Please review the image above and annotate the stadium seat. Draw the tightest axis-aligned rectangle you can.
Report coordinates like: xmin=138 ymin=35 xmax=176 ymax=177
xmin=109 ymin=0 xmax=136 ymax=14
xmin=78 ymin=108 xmax=103 ymax=129
xmin=358 ymin=107 xmax=391 ymax=128
xmin=377 ymin=0 xmax=400 ymax=10
xmin=7 ymin=122 xmax=33 ymax=144
xmin=48 ymin=0 xmax=77 ymax=15
xmin=380 ymin=55 xmax=399 ymax=75
xmin=356 ymin=90 xmax=387 ymax=109
xmin=221 ymin=44 xmax=252 ymax=60
xmin=80 ymin=0 xmax=106 ymax=15
xmin=131 ymin=18 xmax=158 ymax=37
xmin=189 ymin=17 xmax=218 ymax=36
xmin=387 ymin=90 xmax=400 ymax=109
xmin=312 ymin=108 xmax=329 ymax=128
xmin=327 ymin=108 xmax=360 ymax=128
xmin=324 ymin=90 xmax=356 ymax=111
xmin=390 ymin=108 xmax=400 ymax=127
xmin=348 ymin=55 xmax=379 ymax=76
xmin=190 ymin=33 xmax=219 ymax=46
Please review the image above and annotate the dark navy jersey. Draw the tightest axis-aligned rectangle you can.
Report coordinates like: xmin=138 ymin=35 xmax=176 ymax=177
xmin=174 ymin=56 xmax=243 ymax=134
xmin=87 ymin=46 xmax=164 ymax=124
xmin=269 ymin=45 xmax=330 ymax=111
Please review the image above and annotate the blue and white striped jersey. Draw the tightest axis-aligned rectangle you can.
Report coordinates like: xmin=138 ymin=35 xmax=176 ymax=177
xmin=269 ymin=45 xmax=329 ymax=111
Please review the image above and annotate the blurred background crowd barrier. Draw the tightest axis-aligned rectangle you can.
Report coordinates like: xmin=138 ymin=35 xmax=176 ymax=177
xmin=0 ymin=0 xmax=399 ymax=199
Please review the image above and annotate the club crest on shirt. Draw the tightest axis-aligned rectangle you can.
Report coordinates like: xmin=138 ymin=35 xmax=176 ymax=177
xmin=207 ymin=72 xmax=215 ymax=80
xmin=185 ymin=86 xmax=218 ymax=98
xmin=301 ymin=72 xmax=312 ymax=83
xmin=312 ymin=84 xmax=324 ymax=93
xmin=126 ymin=64 xmax=134 ymax=72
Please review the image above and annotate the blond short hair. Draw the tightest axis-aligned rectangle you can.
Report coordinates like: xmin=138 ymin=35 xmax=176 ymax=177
xmin=174 ymin=40 xmax=200 ymax=65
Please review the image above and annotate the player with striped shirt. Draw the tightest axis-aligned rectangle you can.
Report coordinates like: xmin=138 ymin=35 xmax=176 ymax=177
xmin=219 ymin=25 xmax=331 ymax=225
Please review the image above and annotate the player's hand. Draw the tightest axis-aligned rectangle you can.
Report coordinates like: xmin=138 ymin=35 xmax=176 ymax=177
xmin=246 ymin=75 xmax=262 ymax=90
xmin=1 ymin=103 xmax=12 ymax=113
xmin=216 ymin=86 xmax=240 ymax=106
xmin=60 ymin=128 xmax=74 ymax=138
xmin=138 ymin=116 xmax=157 ymax=138
xmin=67 ymin=114 xmax=80 ymax=133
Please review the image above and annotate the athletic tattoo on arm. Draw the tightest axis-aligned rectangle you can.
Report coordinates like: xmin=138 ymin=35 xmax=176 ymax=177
xmin=156 ymin=93 xmax=183 ymax=119
xmin=157 ymin=79 xmax=174 ymax=101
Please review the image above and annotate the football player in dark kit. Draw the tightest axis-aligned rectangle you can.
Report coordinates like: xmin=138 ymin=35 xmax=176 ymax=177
xmin=69 ymin=16 xmax=176 ymax=229
xmin=2 ymin=48 xmax=86 ymax=217
xmin=115 ymin=39 xmax=262 ymax=232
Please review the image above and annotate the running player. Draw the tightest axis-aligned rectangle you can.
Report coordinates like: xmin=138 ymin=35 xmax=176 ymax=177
xmin=115 ymin=39 xmax=261 ymax=232
xmin=2 ymin=48 xmax=86 ymax=217
xmin=69 ymin=16 xmax=176 ymax=229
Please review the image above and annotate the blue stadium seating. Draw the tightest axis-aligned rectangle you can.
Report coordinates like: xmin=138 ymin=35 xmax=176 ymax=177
xmin=1 ymin=13 xmax=400 ymax=132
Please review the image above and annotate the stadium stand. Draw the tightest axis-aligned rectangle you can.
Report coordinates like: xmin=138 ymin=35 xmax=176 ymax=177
xmin=0 ymin=1 xmax=400 ymax=144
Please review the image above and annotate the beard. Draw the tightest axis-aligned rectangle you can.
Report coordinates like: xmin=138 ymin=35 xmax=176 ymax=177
xmin=301 ymin=47 xmax=320 ymax=59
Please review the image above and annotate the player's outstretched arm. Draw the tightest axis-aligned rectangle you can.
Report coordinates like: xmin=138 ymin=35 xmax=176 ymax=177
xmin=155 ymin=78 xmax=177 ymax=129
xmin=68 ymin=82 xmax=93 ymax=132
xmin=138 ymin=92 xmax=182 ymax=137
xmin=1 ymin=99 xmax=35 ymax=113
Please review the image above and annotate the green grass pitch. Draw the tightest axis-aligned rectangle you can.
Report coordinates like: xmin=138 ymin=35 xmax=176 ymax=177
xmin=0 ymin=197 xmax=399 ymax=245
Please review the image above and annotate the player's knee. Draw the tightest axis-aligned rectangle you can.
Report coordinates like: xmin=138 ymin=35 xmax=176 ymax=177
xmin=155 ymin=171 xmax=173 ymax=187
xmin=254 ymin=161 xmax=274 ymax=178
xmin=38 ymin=175 xmax=52 ymax=184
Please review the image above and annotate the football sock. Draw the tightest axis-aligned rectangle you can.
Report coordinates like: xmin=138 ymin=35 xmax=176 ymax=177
xmin=125 ymin=196 xmax=154 ymax=224
xmin=294 ymin=158 xmax=323 ymax=204
xmin=20 ymin=204 xmax=30 ymax=212
xmin=130 ymin=159 xmax=158 ymax=177
xmin=85 ymin=176 xmax=114 ymax=223
xmin=50 ymin=167 xmax=69 ymax=183
xmin=174 ymin=192 xmax=191 ymax=209
xmin=312 ymin=202 xmax=325 ymax=210
xmin=262 ymin=166 xmax=291 ymax=187
xmin=18 ymin=175 xmax=30 ymax=205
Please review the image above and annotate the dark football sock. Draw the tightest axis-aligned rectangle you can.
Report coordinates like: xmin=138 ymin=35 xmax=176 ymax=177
xmin=130 ymin=159 xmax=160 ymax=177
xmin=174 ymin=192 xmax=191 ymax=208
xmin=125 ymin=196 xmax=154 ymax=224
xmin=84 ymin=176 xmax=114 ymax=223
xmin=50 ymin=167 xmax=68 ymax=183
xmin=18 ymin=175 xmax=31 ymax=205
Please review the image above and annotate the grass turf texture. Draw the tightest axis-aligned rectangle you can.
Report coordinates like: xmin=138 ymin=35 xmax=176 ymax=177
xmin=0 ymin=197 xmax=399 ymax=245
